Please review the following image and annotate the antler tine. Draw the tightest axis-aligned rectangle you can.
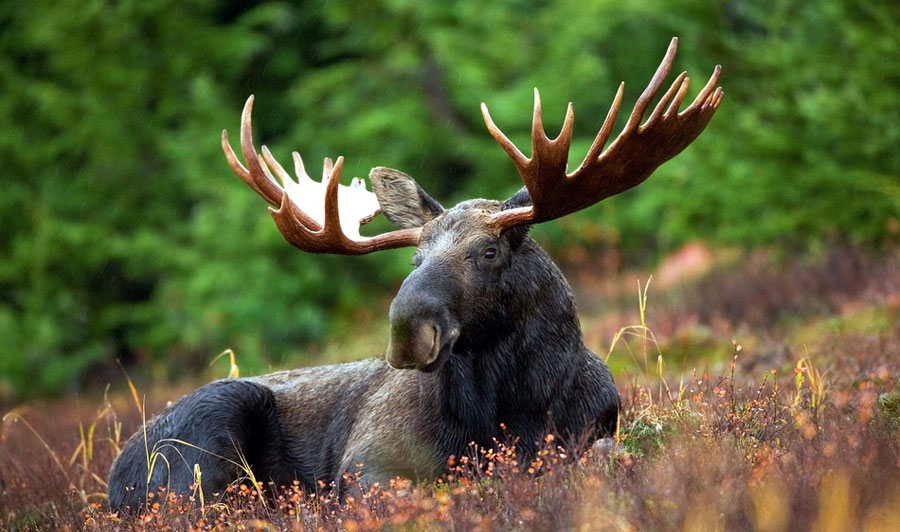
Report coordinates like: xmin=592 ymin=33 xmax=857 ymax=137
xmin=223 ymin=128 xmax=282 ymax=209
xmin=321 ymin=156 xmax=344 ymax=234
xmin=523 ymin=89 xmax=576 ymax=202
xmin=480 ymin=103 xmax=528 ymax=168
xmin=559 ymin=100 xmax=575 ymax=146
xmin=684 ymin=64 xmax=722 ymax=115
xmin=292 ymin=152 xmax=309 ymax=184
xmin=712 ymin=86 xmax=724 ymax=108
xmin=531 ymin=88 xmax=546 ymax=144
xmin=622 ymin=36 xmax=679 ymax=134
xmin=645 ymin=71 xmax=687 ymax=127
xmin=221 ymin=130 xmax=249 ymax=180
xmin=235 ymin=96 xmax=285 ymax=207
xmin=323 ymin=157 xmax=334 ymax=182
xmin=583 ymin=82 xmax=624 ymax=164
xmin=531 ymin=88 xmax=574 ymax=147
xmin=261 ymin=145 xmax=292 ymax=186
xmin=664 ymin=75 xmax=691 ymax=118
xmin=545 ymin=94 xmax=575 ymax=155
xmin=261 ymin=145 xmax=325 ymax=233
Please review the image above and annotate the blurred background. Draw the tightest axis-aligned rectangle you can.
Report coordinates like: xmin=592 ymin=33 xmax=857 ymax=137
xmin=1 ymin=0 xmax=898 ymax=402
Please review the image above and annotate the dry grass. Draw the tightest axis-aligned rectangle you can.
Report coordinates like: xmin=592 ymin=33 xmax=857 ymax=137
xmin=3 ymin=246 xmax=900 ymax=531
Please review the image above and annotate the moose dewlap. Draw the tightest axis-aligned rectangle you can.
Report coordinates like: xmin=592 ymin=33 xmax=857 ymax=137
xmin=108 ymin=37 xmax=722 ymax=511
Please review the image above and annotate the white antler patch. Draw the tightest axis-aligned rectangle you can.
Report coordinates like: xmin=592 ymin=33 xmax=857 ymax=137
xmin=279 ymin=152 xmax=381 ymax=239
xmin=224 ymin=95 xmax=422 ymax=254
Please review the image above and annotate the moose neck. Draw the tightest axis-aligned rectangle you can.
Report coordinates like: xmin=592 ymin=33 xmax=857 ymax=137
xmin=424 ymin=237 xmax=585 ymax=446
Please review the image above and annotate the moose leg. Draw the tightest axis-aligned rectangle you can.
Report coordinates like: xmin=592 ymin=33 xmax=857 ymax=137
xmin=108 ymin=379 xmax=284 ymax=512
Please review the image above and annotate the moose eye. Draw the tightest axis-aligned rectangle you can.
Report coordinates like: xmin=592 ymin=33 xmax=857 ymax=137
xmin=481 ymin=247 xmax=498 ymax=261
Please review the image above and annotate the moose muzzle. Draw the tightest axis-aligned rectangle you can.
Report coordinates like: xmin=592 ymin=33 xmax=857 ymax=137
xmin=385 ymin=266 xmax=460 ymax=371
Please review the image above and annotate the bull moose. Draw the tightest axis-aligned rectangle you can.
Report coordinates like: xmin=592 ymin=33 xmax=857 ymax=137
xmin=108 ymin=37 xmax=722 ymax=511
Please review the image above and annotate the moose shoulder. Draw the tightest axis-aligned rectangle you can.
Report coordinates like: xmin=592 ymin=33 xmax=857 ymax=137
xmin=108 ymin=37 xmax=722 ymax=511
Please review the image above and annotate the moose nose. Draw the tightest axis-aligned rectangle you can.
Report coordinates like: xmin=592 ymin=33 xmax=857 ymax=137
xmin=385 ymin=320 xmax=441 ymax=370
xmin=385 ymin=265 xmax=460 ymax=371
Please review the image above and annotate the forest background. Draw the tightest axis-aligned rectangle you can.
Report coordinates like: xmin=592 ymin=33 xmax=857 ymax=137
xmin=1 ymin=0 xmax=898 ymax=400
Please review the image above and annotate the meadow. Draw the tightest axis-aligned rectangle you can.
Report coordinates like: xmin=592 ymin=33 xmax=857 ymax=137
xmin=3 ymin=244 xmax=899 ymax=531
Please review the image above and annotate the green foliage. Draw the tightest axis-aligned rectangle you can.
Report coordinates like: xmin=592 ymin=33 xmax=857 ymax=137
xmin=879 ymin=389 xmax=900 ymax=432
xmin=620 ymin=417 xmax=672 ymax=456
xmin=1 ymin=0 xmax=898 ymax=398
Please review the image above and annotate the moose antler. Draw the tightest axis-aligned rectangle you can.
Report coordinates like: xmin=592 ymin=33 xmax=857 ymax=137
xmin=222 ymin=96 xmax=422 ymax=254
xmin=482 ymin=37 xmax=723 ymax=231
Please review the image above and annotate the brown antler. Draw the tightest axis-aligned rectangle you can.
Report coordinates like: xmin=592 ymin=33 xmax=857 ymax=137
xmin=222 ymin=96 xmax=421 ymax=254
xmin=482 ymin=37 xmax=723 ymax=232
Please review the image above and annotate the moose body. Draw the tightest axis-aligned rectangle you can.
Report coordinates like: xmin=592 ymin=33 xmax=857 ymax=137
xmin=108 ymin=199 xmax=618 ymax=510
xmin=108 ymin=38 xmax=722 ymax=511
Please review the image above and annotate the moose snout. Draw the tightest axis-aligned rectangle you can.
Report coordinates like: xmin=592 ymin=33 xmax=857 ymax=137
xmin=385 ymin=320 xmax=442 ymax=370
xmin=385 ymin=271 xmax=460 ymax=371
xmin=386 ymin=310 xmax=461 ymax=371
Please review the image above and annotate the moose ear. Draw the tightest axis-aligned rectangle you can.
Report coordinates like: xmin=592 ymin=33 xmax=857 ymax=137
xmin=369 ymin=167 xmax=444 ymax=229
xmin=503 ymin=186 xmax=532 ymax=210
